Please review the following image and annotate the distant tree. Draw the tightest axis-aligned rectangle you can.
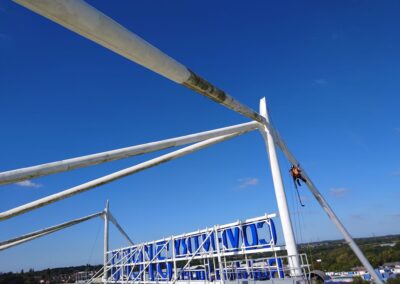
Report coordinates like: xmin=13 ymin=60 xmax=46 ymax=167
xmin=387 ymin=277 xmax=400 ymax=284
xmin=0 ymin=272 xmax=24 ymax=284
xmin=352 ymin=276 xmax=369 ymax=284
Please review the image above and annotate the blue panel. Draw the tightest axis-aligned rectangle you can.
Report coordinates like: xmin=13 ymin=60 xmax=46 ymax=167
xmin=157 ymin=262 xmax=173 ymax=280
xmin=222 ymin=227 xmax=240 ymax=250
xmin=243 ymin=224 xmax=258 ymax=248
xmin=269 ymin=258 xmax=284 ymax=278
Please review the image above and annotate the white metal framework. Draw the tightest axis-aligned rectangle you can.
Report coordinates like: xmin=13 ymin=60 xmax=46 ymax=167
xmin=0 ymin=211 xmax=103 ymax=252
xmin=103 ymin=214 xmax=310 ymax=284
xmin=0 ymin=201 xmax=132 ymax=253
xmin=0 ymin=123 xmax=258 ymax=221
xmin=2 ymin=1 xmax=383 ymax=284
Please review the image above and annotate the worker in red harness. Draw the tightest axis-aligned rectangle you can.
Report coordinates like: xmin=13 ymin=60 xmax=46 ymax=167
xmin=289 ymin=165 xmax=307 ymax=187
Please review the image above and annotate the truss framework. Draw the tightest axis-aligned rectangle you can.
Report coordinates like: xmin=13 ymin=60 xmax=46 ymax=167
xmin=103 ymin=215 xmax=310 ymax=284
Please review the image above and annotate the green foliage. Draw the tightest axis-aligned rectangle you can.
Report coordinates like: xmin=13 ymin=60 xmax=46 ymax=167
xmin=387 ymin=277 xmax=400 ymax=284
xmin=0 ymin=273 xmax=24 ymax=284
xmin=0 ymin=235 xmax=399 ymax=283
xmin=299 ymin=235 xmax=400 ymax=271
xmin=352 ymin=276 xmax=370 ymax=284
xmin=0 ymin=265 xmax=101 ymax=284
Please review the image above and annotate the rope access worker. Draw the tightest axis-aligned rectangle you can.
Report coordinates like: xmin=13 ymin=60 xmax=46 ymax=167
xmin=289 ymin=165 xmax=307 ymax=187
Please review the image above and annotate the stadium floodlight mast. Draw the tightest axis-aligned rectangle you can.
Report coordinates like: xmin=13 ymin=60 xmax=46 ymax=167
xmin=4 ymin=1 xmax=383 ymax=283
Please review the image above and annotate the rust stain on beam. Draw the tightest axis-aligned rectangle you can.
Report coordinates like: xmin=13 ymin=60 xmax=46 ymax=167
xmin=183 ymin=70 xmax=265 ymax=123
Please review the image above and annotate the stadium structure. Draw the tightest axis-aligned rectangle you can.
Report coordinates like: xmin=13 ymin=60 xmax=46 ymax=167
xmin=0 ymin=1 xmax=384 ymax=284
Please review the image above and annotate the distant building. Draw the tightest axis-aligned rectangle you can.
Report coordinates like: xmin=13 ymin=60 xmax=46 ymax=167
xmin=383 ymin=261 xmax=400 ymax=267
xmin=378 ymin=243 xmax=396 ymax=247
xmin=382 ymin=262 xmax=400 ymax=275
xmin=326 ymin=262 xmax=400 ymax=283
xmin=76 ymin=271 xmax=95 ymax=283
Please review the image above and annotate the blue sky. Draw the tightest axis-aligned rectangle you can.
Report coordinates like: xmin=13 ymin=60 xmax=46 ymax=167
xmin=0 ymin=0 xmax=399 ymax=272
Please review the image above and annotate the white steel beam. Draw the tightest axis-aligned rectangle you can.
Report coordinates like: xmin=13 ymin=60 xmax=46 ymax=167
xmin=108 ymin=210 xmax=134 ymax=246
xmin=273 ymin=130 xmax=384 ymax=284
xmin=0 ymin=122 xmax=258 ymax=186
xmin=259 ymin=98 xmax=302 ymax=276
xmin=112 ymin=213 xmax=276 ymax=252
xmin=0 ymin=211 xmax=103 ymax=251
xmin=0 ymin=230 xmax=59 ymax=252
xmin=172 ymin=230 xmax=214 ymax=284
xmin=131 ymin=240 xmax=171 ymax=282
xmin=103 ymin=200 xmax=109 ymax=282
xmin=0 ymin=131 xmax=247 ymax=222
xmin=13 ymin=0 xmax=265 ymax=124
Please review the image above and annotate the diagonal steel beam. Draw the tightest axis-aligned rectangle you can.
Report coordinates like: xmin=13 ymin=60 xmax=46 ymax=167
xmin=0 ymin=122 xmax=258 ymax=186
xmin=259 ymin=98 xmax=383 ymax=284
xmin=108 ymin=211 xmax=134 ymax=246
xmin=13 ymin=0 xmax=265 ymax=123
xmin=0 ymin=131 xmax=248 ymax=221
xmin=0 ymin=211 xmax=103 ymax=251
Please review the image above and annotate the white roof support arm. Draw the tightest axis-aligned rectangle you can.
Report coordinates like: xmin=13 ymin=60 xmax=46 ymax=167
xmin=108 ymin=210 xmax=134 ymax=246
xmin=13 ymin=0 xmax=265 ymax=123
xmin=0 ymin=211 xmax=103 ymax=251
xmin=0 ymin=131 xmax=249 ymax=222
xmin=0 ymin=122 xmax=258 ymax=186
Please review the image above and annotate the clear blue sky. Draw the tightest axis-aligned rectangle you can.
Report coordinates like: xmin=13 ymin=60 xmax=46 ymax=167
xmin=0 ymin=0 xmax=399 ymax=272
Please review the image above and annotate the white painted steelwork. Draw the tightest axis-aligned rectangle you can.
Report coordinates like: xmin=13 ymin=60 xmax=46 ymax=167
xmin=6 ymin=1 xmax=382 ymax=283
xmin=0 ymin=203 xmax=132 ymax=253
xmin=103 ymin=214 xmax=309 ymax=284
xmin=0 ymin=212 xmax=103 ymax=250
xmin=13 ymin=0 xmax=265 ymax=124
xmin=274 ymin=134 xmax=384 ymax=284
xmin=112 ymin=214 xmax=276 ymax=252
xmin=109 ymin=211 xmax=134 ymax=246
xmin=0 ymin=211 xmax=102 ymax=251
xmin=259 ymin=98 xmax=301 ymax=276
xmin=0 ymin=122 xmax=258 ymax=186
xmin=0 ymin=131 xmax=248 ymax=221
xmin=14 ymin=0 xmax=190 ymax=84
xmin=103 ymin=200 xmax=110 ymax=282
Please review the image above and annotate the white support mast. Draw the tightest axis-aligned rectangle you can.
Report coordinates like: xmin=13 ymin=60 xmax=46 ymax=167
xmin=259 ymin=98 xmax=302 ymax=276
xmin=103 ymin=200 xmax=109 ymax=282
